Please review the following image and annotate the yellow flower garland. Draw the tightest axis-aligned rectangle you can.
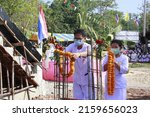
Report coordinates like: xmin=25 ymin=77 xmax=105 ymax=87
xmin=54 ymin=49 xmax=75 ymax=77
xmin=107 ymin=47 xmax=115 ymax=95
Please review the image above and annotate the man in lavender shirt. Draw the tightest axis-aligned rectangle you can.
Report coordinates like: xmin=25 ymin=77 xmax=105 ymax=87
xmin=66 ymin=29 xmax=93 ymax=100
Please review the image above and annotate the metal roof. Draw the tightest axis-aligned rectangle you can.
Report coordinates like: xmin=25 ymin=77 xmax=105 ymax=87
xmin=53 ymin=33 xmax=74 ymax=42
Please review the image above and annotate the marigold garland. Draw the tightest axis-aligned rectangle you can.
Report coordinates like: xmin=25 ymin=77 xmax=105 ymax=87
xmin=54 ymin=49 xmax=75 ymax=77
xmin=48 ymin=36 xmax=75 ymax=77
xmin=107 ymin=47 xmax=115 ymax=95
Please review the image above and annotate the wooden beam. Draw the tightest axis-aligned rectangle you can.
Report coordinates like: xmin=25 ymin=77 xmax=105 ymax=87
xmin=0 ymin=17 xmax=4 ymax=25
xmin=6 ymin=68 xmax=10 ymax=99
xmin=0 ymin=60 xmax=3 ymax=95
xmin=12 ymin=42 xmax=24 ymax=47
xmin=11 ymin=60 xmax=14 ymax=100
xmin=0 ymin=85 xmax=34 ymax=99
xmin=2 ymin=23 xmax=40 ymax=63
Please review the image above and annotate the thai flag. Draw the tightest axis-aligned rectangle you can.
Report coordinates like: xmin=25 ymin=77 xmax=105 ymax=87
xmin=38 ymin=6 xmax=48 ymax=43
xmin=115 ymin=14 xmax=119 ymax=24
xmin=134 ymin=16 xmax=139 ymax=26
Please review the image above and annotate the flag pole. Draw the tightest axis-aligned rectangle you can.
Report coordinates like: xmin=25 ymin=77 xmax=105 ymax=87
xmin=143 ymin=0 xmax=148 ymax=53
xmin=38 ymin=3 xmax=43 ymax=48
xmin=143 ymin=0 xmax=147 ymax=37
xmin=38 ymin=0 xmax=42 ymax=48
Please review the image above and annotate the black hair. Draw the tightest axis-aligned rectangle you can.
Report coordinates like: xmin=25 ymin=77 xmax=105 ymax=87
xmin=74 ymin=29 xmax=87 ymax=37
xmin=42 ymin=38 xmax=47 ymax=43
xmin=111 ymin=40 xmax=123 ymax=49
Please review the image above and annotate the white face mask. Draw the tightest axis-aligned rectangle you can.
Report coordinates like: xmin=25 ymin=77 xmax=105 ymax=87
xmin=74 ymin=39 xmax=83 ymax=46
xmin=111 ymin=48 xmax=120 ymax=55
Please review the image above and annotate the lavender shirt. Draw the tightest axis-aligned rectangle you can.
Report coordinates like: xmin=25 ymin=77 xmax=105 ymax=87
xmin=65 ymin=42 xmax=91 ymax=85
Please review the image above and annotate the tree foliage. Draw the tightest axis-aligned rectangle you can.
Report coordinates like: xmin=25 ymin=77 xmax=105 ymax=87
xmin=77 ymin=0 xmax=117 ymax=40
xmin=0 ymin=0 xmax=147 ymax=41
xmin=0 ymin=0 xmax=39 ymax=34
xmin=43 ymin=0 xmax=79 ymax=33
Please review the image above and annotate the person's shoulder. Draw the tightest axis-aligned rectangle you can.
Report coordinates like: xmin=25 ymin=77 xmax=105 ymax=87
xmin=67 ymin=43 xmax=75 ymax=48
xmin=121 ymin=54 xmax=128 ymax=60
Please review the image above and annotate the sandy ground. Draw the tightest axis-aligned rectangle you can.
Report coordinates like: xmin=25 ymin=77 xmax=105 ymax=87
xmin=31 ymin=64 xmax=150 ymax=100
xmin=126 ymin=66 xmax=150 ymax=100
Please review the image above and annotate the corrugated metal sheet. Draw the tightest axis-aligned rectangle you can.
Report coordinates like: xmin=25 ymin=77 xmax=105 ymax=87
xmin=29 ymin=33 xmax=74 ymax=42
xmin=53 ymin=33 xmax=74 ymax=42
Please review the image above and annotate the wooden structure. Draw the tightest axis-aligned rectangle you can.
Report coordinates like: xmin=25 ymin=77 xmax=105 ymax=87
xmin=0 ymin=45 xmax=38 ymax=100
xmin=0 ymin=7 xmax=41 ymax=100
xmin=0 ymin=7 xmax=41 ymax=64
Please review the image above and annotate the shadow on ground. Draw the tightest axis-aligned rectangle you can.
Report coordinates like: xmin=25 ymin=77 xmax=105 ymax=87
xmin=127 ymin=88 xmax=150 ymax=100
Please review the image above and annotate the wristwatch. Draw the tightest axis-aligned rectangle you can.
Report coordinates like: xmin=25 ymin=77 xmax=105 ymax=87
xmin=79 ymin=53 xmax=81 ymax=58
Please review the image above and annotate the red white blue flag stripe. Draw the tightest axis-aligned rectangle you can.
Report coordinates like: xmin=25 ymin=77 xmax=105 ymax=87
xmin=134 ymin=16 xmax=139 ymax=26
xmin=38 ymin=6 xmax=48 ymax=43
xmin=116 ymin=14 xmax=119 ymax=24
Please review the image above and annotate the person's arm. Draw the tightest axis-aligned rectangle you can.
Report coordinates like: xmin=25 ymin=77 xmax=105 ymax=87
xmin=78 ymin=51 xmax=89 ymax=57
xmin=72 ymin=45 xmax=91 ymax=59
xmin=114 ymin=62 xmax=120 ymax=71
xmin=117 ymin=56 xmax=129 ymax=74
xmin=81 ymin=45 xmax=91 ymax=57
xmin=103 ymin=63 xmax=108 ymax=71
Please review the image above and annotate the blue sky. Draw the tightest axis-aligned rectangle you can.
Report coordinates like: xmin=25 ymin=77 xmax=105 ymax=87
xmin=115 ymin=0 xmax=149 ymax=13
xmin=43 ymin=0 xmax=149 ymax=13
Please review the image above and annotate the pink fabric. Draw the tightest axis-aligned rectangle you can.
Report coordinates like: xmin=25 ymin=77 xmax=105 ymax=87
xmin=42 ymin=60 xmax=73 ymax=82
xmin=42 ymin=59 xmax=105 ymax=83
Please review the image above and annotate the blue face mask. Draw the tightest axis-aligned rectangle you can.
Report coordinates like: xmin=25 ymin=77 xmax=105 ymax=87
xmin=111 ymin=48 xmax=120 ymax=55
xmin=74 ymin=39 xmax=83 ymax=46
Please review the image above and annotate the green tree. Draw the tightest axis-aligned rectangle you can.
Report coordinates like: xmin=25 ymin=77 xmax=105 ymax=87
xmin=0 ymin=0 xmax=39 ymax=34
xmin=120 ymin=13 xmax=141 ymax=31
xmin=43 ymin=0 xmax=79 ymax=33
xmin=77 ymin=0 xmax=117 ymax=40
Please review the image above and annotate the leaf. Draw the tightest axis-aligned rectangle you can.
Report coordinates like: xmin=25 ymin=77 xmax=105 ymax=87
xmin=113 ymin=25 xmax=122 ymax=33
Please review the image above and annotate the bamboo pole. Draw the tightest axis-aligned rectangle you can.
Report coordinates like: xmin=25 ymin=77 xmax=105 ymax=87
xmin=90 ymin=41 xmax=95 ymax=100
xmin=96 ymin=49 xmax=100 ymax=100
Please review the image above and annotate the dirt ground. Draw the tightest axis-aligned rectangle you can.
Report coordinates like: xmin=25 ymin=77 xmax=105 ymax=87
xmin=126 ymin=64 xmax=150 ymax=100
xmin=32 ymin=63 xmax=150 ymax=100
